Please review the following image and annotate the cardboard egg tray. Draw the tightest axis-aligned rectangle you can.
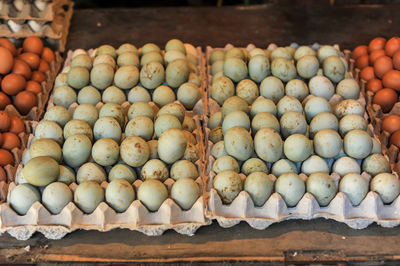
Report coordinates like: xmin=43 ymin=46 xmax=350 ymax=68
xmin=0 ymin=0 xmax=74 ymax=52
xmin=0 ymin=45 xmax=211 ymax=240
xmin=203 ymin=44 xmax=400 ymax=230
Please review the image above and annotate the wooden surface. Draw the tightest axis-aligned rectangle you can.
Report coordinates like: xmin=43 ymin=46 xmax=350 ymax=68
xmin=2 ymin=2 xmax=400 ymax=264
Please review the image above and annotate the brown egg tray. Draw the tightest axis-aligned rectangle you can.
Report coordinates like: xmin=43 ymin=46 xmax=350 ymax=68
xmin=3 ymin=51 xmax=63 ymax=120
xmin=350 ymin=61 xmax=400 ymax=174
xmin=0 ymin=0 xmax=74 ymax=52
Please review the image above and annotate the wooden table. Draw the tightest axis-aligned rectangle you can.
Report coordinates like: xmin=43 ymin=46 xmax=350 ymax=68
xmin=2 ymin=2 xmax=400 ymax=264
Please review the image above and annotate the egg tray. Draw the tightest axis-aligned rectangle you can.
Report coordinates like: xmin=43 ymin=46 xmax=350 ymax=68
xmin=0 ymin=0 xmax=74 ymax=52
xmin=202 ymin=44 xmax=400 ymax=229
xmin=0 ymin=0 xmax=56 ymax=21
xmin=2 ymin=51 xmax=63 ymax=121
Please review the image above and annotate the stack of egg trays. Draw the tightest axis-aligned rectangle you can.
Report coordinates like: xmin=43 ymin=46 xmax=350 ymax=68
xmin=0 ymin=0 xmax=74 ymax=52
xmin=0 ymin=45 xmax=211 ymax=240
xmin=349 ymin=59 xmax=400 ymax=174
xmin=0 ymin=51 xmax=62 ymax=203
xmin=203 ymin=43 xmax=400 ymax=230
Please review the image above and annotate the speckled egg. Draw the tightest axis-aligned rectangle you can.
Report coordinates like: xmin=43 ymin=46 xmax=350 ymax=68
xmin=141 ymin=159 xmax=169 ymax=181
xmin=42 ymin=182 xmax=73 ymax=214
xmin=62 ymin=134 xmax=92 ymax=168
xmin=308 ymin=76 xmax=334 ymax=100
xmin=92 ymin=138 xmax=119 ymax=166
xmin=125 ymin=116 xmax=154 ymax=140
xmin=244 ymin=171 xmax=273 ymax=206
xmin=254 ymin=128 xmax=283 ymax=162
xmin=93 ymin=116 xmax=121 ymax=143
xmin=339 ymin=173 xmax=368 ymax=206
xmin=271 ymin=159 xmax=298 ymax=177
xmin=43 ymin=106 xmax=71 ymax=127
xmin=370 ymin=173 xmax=400 ymax=203
xmin=120 ymin=136 xmax=150 ymax=167
xmin=74 ymin=181 xmax=104 ymax=214
xmin=306 ymin=172 xmax=337 ymax=206
xmin=158 ymin=128 xmax=187 ymax=164
xmin=241 ymin=158 xmax=268 ymax=176
xmin=76 ymin=162 xmax=106 ymax=184
xmin=284 ymin=134 xmax=312 ymax=162
xmin=224 ymin=126 xmax=254 ymax=161
xmin=106 ymin=178 xmax=135 ymax=212
xmin=171 ymin=177 xmax=200 ymax=210
xmin=77 ymin=86 xmax=102 ymax=105
xmin=275 ymin=172 xmax=305 ymax=207
xmin=332 ymin=156 xmax=361 ymax=176
xmin=259 ymin=76 xmax=284 ymax=104
xmin=301 ymin=155 xmax=329 ymax=175
xmin=137 ymin=179 xmax=168 ymax=211
xmin=314 ymin=129 xmax=342 ymax=158
xmin=271 ymin=58 xmax=296 ymax=82
xmin=212 ymin=170 xmax=243 ymax=204
xmin=344 ymin=129 xmax=372 ymax=159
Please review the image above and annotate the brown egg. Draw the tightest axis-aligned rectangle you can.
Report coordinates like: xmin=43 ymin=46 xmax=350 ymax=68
xmin=356 ymin=54 xmax=369 ymax=69
xmin=14 ymin=91 xmax=37 ymax=115
xmin=18 ymin=53 xmax=40 ymax=70
xmin=26 ymin=80 xmax=42 ymax=95
xmin=374 ymin=55 xmax=393 ymax=78
xmin=393 ymin=50 xmax=400 ymax=71
xmin=12 ymin=59 xmax=32 ymax=80
xmin=9 ymin=116 xmax=24 ymax=134
xmin=383 ymin=70 xmax=400 ymax=91
xmin=372 ymin=88 xmax=398 ymax=112
xmin=41 ymin=47 xmax=55 ymax=63
xmin=0 ymin=92 xmax=11 ymax=109
xmin=31 ymin=71 xmax=46 ymax=83
xmin=382 ymin=115 xmax=400 ymax=134
xmin=1 ymin=73 xmax=26 ymax=96
xmin=369 ymin=49 xmax=386 ymax=65
xmin=0 ymin=111 xmax=10 ymax=132
xmin=0 ymin=166 xmax=6 ymax=182
xmin=385 ymin=37 xmax=400 ymax=57
xmin=390 ymin=130 xmax=400 ymax=148
xmin=352 ymin=45 xmax=368 ymax=60
xmin=369 ymin=37 xmax=386 ymax=53
xmin=0 ymin=133 xmax=3 ymax=147
xmin=38 ymin=59 xmax=50 ymax=72
xmin=16 ymin=48 xmax=23 ymax=56
xmin=0 ymin=38 xmax=16 ymax=56
xmin=0 ymin=149 xmax=14 ymax=166
xmin=360 ymin=66 xmax=375 ymax=81
xmin=23 ymin=36 xmax=43 ymax=55
xmin=0 ymin=47 xmax=14 ymax=75
xmin=367 ymin=79 xmax=383 ymax=93
xmin=1 ymin=132 xmax=20 ymax=151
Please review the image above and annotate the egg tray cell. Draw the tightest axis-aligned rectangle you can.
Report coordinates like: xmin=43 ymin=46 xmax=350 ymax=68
xmin=0 ymin=0 xmax=74 ymax=52
xmin=0 ymin=0 xmax=55 ymax=21
xmin=202 ymin=44 xmax=400 ymax=229
xmin=3 ymin=51 xmax=63 ymax=120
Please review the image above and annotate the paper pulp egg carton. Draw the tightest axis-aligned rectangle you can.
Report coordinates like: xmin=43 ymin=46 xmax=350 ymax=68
xmin=0 ymin=46 xmax=210 ymax=240
xmin=0 ymin=0 xmax=74 ymax=52
xmin=203 ymin=43 xmax=400 ymax=229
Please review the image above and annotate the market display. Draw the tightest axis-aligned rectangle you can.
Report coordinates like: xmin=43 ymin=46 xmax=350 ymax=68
xmin=205 ymin=43 xmax=399 ymax=229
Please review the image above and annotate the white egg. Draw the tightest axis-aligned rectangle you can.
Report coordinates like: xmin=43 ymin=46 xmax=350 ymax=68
xmin=271 ymin=159 xmax=298 ymax=177
xmin=301 ymin=155 xmax=329 ymax=175
xmin=259 ymin=76 xmax=284 ymax=103
xmin=77 ymin=162 xmax=106 ymax=184
xmin=371 ymin=173 xmax=400 ymax=203
xmin=254 ymin=128 xmax=283 ymax=162
xmin=306 ymin=172 xmax=337 ymax=206
xmin=212 ymin=155 xmax=239 ymax=174
xmin=248 ymin=55 xmax=270 ymax=82
xmin=241 ymin=158 xmax=269 ymax=176
xmin=251 ymin=112 xmax=280 ymax=133
xmin=275 ymin=172 xmax=305 ymax=207
xmin=93 ymin=116 xmax=121 ymax=143
xmin=339 ymin=173 xmax=368 ymax=206
xmin=323 ymin=56 xmax=345 ymax=83
xmin=52 ymin=85 xmax=77 ymax=108
xmin=313 ymin=129 xmax=342 ymax=158
xmin=211 ymin=76 xmax=235 ymax=106
xmin=171 ymin=177 xmax=200 ymax=210
xmin=106 ymin=179 xmax=135 ymax=213
xmin=137 ymin=179 xmax=168 ymax=211
xmin=212 ymin=170 xmax=243 ymax=204
xmin=177 ymin=82 xmax=201 ymax=110
xmin=336 ymin=78 xmax=360 ymax=100
xmin=304 ymin=96 xmax=331 ymax=123
xmin=277 ymin=96 xmax=303 ymax=117
xmin=250 ymin=97 xmax=277 ymax=117
xmin=208 ymin=111 xmax=222 ymax=130
xmin=99 ymin=103 xmax=125 ymax=128
xmin=221 ymin=96 xmax=249 ymax=118
xmin=222 ymin=110 xmax=250 ymax=134
xmin=284 ymin=134 xmax=312 ymax=162
xmin=125 ymin=116 xmax=154 ymax=140
xmin=285 ymin=79 xmax=309 ymax=101
xmin=309 ymin=112 xmax=339 ymax=138
xmin=280 ymin=111 xmax=307 ymax=138
xmin=42 ymin=182 xmax=73 ymax=214
xmin=157 ymin=102 xmax=186 ymax=123
xmin=9 ymin=184 xmax=40 ymax=215
xmin=72 ymin=104 xmax=99 ymax=127
xmin=362 ymin=153 xmax=391 ymax=177
xmin=332 ymin=156 xmax=361 ymax=176
xmin=92 ymin=138 xmax=119 ymax=166
xmin=74 ymin=181 xmax=104 ymax=214
xmin=339 ymin=114 xmax=367 ymax=137
xmin=63 ymin=134 xmax=92 ymax=168
xmin=158 ymin=128 xmax=187 ymax=164
xmin=121 ymin=136 xmax=150 ymax=167
xmin=35 ymin=120 xmax=64 ymax=145
xmin=77 ymin=86 xmax=102 ymax=105
xmin=102 ymin=86 xmax=126 ymax=104
xmin=64 ymin=119 xmax=93 ymax=141
xmin=43 ymin=106 xmax=71 ymax=127
xmin=128 ymin=86 xmax=151 ymax=103
xmin=244 ymin=172 xmax=273 ymax=206
xmin=109 ymin=163 xmax=137 ymax=183
xmin=140 ymin=62 xmax=165 ymax=89
xmin=296 ymin=55 xmax=319 ymax=79
xmin=141 ymin=159 xmax=169 ymax=181
xmin=308 ymin=76 xmax=334 ymax=100
xmin=344 ymin=129 xmax=372 ymax=159
xmin=334 ymin=99 xmax=364 ymax=119
xmin=271 ymin=58 xmax=296 ymax=82
xmin=58 ymin=165 xmax=76 ymax=185
xmin=128 ymin=101 xmax=154 ymax=120
xmin=224 ymin=126 xmax=254 ymax=161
